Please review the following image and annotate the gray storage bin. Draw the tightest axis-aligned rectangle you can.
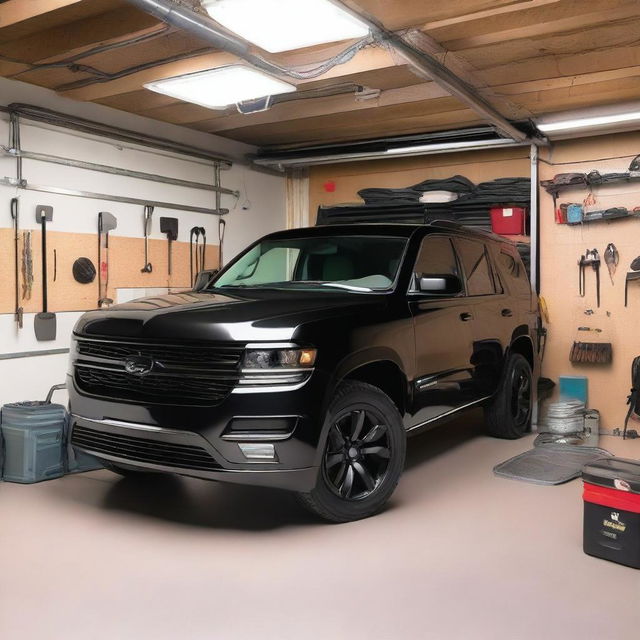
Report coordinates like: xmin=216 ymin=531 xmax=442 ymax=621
xmin=1 ymin=401 xmax=67 ymax=483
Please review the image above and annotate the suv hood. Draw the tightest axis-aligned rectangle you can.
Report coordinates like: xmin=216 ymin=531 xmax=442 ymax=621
xmin=75 ymin=290 xmax=386 ymax=343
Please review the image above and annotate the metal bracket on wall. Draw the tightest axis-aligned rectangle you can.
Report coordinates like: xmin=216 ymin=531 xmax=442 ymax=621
xmin=1 ymin=146 xmax=239 ymax=197
xmin=0 ymin=178 xmax=229 ymax=216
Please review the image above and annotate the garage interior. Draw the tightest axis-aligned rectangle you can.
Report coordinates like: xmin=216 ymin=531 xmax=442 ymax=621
xmin=2 ymin=1 xmax=640 ymax=638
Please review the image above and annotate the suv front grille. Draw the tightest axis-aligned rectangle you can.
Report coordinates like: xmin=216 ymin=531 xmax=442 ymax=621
xmin=74 ymin=337 xmax=243 ymax=406
xmin=72 ymin=425 xmax=221 ymax=471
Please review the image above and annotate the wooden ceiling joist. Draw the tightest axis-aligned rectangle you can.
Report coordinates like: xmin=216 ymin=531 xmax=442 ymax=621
xmin=0 ymin=0 xmax=85 ymax=29
xmin=0 ymin=6 xmax=162 ymax=65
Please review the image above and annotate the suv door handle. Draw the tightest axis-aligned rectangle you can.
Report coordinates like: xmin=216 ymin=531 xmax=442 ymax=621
xmin=460 ymin=312 xmax=473 ymax=322
xmin=501 ymin=308 xmax=513 ymax=317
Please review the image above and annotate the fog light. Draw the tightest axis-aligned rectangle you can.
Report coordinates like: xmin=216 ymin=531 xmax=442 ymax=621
xmin=238 ymin=443 xmax=276 ymax=460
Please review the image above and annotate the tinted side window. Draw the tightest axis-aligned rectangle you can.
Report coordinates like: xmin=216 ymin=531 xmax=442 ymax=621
xmin=413 ymin=235 xmax=459 ymax=283
xmin=497 ymin=250 xmax=531 ymax=296
xmin=454 ymin=238 xmax=496 ymax=296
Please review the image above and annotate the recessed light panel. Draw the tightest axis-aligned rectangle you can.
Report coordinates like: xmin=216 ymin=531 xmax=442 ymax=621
xmin=145 ymin=65 xmax=296 ymax=109
xmin=202 ymin=0 xmax=370 ymax=53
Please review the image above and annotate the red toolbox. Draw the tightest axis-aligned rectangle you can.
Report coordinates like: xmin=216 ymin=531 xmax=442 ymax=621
xmin=489 ymin=206 xmax=527 ymax=235
xmin=582 ymin=458 xmax=640 ymax=568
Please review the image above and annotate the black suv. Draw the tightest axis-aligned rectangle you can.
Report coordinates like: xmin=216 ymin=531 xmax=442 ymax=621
xmin=69 ymin=223 xmax=540 ymax=522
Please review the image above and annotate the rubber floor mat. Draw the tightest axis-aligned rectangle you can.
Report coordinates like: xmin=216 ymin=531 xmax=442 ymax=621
xmin=493 ymin=444 xmax=612 ymax=485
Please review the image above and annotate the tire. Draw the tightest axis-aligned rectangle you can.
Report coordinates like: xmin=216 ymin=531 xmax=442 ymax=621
xmin=296 ymin=381 xmax=406 ymax=523
xmin=484 ymin=353 xmax=533 ymax=439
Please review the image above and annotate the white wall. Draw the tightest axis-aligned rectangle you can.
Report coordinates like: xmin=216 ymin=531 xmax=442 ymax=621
xmin=0 ymin=77 xmax=286 ymax=406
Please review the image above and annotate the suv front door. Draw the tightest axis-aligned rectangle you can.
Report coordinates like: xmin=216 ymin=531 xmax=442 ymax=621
xmin=408 ymin=234 xmax=477 ymax=428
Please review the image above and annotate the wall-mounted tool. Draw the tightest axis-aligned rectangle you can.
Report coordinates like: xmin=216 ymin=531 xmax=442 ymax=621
xmin=10 ymin=198 xmax=23 ymax=328
xmin=190 ymin=226 xmax=206 ymax=286
xmin=570 ymin=341 xmax=612 ymax=364
xmin=141 ymin=205 xmax=154 ymax=273
xmin=22 ymin=230 xmax=33 ymax=300
xmin=34 ymin=205 xmax=56 ymax=341
xmin=219 ymin=217 xmax=226 ymax=268
xmin=624 ymin=256 xmax=640 ymax=307
xmin=604 ymin=243 xmax=619 ymax=285
xmin=98 ymin=211 xmax=117 ymax=307
xmin=160 ymin=217 xmax=178 ymax=276
xmin=73 ymin=257 xmax=96 ymax=284
xmin=578 ymin=249 xmax=601 ymax=307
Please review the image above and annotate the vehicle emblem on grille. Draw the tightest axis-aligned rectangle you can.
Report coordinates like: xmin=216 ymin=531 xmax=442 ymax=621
xmin=124 ymin=355 xmax=154 ymax=377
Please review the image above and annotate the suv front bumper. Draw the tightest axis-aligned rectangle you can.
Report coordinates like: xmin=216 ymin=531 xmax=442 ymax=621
xmin=68 ymin=371 xmax=329 ymax=492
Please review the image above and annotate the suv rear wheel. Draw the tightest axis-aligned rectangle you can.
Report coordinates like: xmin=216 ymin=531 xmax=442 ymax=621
xmin=297 ymin=381 xmax=406 ymax=523
xmin=484 ymin=352 xmax=532 ymax=439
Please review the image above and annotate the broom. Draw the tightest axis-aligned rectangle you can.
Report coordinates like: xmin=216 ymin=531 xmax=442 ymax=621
xmin=570 ymin=327 xmax=612 ymax=364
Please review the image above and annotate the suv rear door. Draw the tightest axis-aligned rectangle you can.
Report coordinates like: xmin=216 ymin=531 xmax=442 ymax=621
xmin=452 ymin=237 xmax=515 ymax=398
xmin=408 ymin=234 xmax=477 ymax=427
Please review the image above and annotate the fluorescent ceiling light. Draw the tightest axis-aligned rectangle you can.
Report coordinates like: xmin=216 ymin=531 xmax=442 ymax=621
xmin=386 ymin=138 xmax=517 ymax=155
xmin=144 ymin=65 xmax=295 ymax=109
xmin=201 ymin=0 xmax=370 ymax=53
xmin=538 ymin=111 xmax=640 ymax=132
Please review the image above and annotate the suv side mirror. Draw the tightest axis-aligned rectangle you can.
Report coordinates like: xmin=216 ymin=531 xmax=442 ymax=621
xmin=194 ymin=269 xmax=219 ymax=291
xmin=418 ymin=274 xmax=463 ymax=295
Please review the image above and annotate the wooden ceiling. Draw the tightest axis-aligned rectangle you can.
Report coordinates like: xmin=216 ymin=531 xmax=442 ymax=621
xmin=1 ymin=0 xmax=639 ymax=149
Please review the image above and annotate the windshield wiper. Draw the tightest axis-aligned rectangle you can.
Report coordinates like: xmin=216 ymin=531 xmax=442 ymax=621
xmin=321 ymin=283 xmax=373 ymax=292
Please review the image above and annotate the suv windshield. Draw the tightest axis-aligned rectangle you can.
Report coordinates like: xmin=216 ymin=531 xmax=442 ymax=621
xmin=210 ymin=235 xmax=407 ymax=292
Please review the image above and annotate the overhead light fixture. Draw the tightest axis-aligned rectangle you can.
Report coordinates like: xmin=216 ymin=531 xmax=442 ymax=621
xmin=144 ymin=65 xmax=296 ymax=109
xmin=385 ymin=138 xmax=518 ymax=155
xmin=538 ymin=110 xmax=640 ymax=132
xmin=201 ymin=0 xmax=370 ymax=53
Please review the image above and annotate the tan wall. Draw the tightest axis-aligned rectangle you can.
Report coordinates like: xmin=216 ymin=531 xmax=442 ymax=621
xmin=308 ymin=147 xmax=531 ymax=221
xmin=540 ymin=132 xmax=640 ymax=429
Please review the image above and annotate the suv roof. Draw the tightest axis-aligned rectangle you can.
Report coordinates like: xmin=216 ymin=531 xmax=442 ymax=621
xmin=266 ymin=221 xmax=513 ymax=245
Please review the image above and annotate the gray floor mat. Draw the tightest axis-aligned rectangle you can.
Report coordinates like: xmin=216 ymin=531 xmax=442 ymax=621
xmin=493 ymin=444 xmax=612 ymax=485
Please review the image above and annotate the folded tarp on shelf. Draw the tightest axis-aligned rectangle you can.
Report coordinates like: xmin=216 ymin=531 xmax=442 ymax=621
xmin=357 ymin=175 xmax=529 ymax=207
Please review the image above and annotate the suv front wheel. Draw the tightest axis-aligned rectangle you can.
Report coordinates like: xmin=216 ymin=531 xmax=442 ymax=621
xmin=297 ymin=381 xmax=406 ymax=522
xmin=484 ymin=352 xmax=533 ymax=439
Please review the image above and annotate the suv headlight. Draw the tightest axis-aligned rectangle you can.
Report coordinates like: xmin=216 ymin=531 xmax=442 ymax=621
xmin=242 ymin=347 xmax=316 ymax=370
xmin=237 ymin=345 xmax=317 ymax=391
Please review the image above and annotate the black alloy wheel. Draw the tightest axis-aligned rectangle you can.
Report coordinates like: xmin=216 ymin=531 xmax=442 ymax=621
xmin=322 ymin=408 xmax=392 ymax=501
xmin=297 ymin=381 xmax=406 ymax=522
xmin=510 ymin=367 xmax=532 ymax=429
xmin=485 ymin=353 xmax=533 ymax=439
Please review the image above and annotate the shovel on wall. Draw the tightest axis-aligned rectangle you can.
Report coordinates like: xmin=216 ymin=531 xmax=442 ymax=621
xmin=160 ymin=217 xmax=178 ymax=276
xmin=34 ymin=205 xmax=56 ymax=341
xmin=98 ymin=211 xmax=117 ymax=307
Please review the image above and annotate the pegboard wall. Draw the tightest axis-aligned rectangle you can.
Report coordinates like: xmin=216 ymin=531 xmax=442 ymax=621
xmin=0 ymin=228 xmax=219 ymax=314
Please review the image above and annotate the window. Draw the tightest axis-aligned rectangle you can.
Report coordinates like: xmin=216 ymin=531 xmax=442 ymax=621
xmin=411 ymin=236 xmax=460 ymax=292
xmin=497 ymin=251 xmax=531 ymax=296
xmin=212 ymin=235 xmax=408 ymax=292
xmin=454 ymin=238 xmax=496 ymax=296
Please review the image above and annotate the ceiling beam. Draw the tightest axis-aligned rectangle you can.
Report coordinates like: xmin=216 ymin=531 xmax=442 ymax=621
xmin=421 ymin=0 xmax=562 ymax=30
xmin=0 ymin=6 xmax=162 ymax=64
xmin=178 ymin=83 xmax=452 ymax=131
xmin=441 ymin=4 xmax=640 ymax=50
xmin=0 ymin=0 xmax=85 ymax=29
xmin=58 ymin=51 xmax=238 ymax=101
xmin=58 ymin=45 xmax=400 ymax=101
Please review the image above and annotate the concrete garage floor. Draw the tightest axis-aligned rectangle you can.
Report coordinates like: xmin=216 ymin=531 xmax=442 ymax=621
xmin=2 ymin=410 xmax=640 ymax=640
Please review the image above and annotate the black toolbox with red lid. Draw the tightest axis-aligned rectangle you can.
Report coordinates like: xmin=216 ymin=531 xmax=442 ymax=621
xmin=582 ymin=457 xmax=640 ymax=568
